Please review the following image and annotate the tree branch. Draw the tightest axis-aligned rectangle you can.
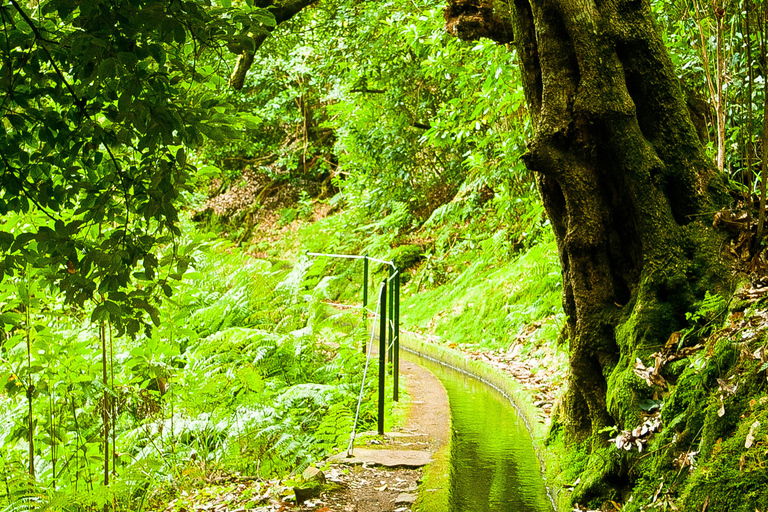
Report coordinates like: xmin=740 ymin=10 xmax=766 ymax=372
xmin=8 ymin=0 xmax=84 ymax=112
xmin=229 ymin=0 xmax=321 ymax=90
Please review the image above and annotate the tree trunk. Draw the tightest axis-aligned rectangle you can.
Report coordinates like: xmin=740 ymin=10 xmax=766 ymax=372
xmin=229 ymin=0 xmax=320 ymax=90
xmin=446 ymin=0 xmax=730 ymax=501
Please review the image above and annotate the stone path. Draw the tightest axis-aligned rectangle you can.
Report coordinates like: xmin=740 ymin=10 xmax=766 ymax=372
xmin=304 ymin=356 xmax=451 ymax=512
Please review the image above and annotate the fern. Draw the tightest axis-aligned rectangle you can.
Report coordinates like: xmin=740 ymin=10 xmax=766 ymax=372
xmin=680 ymin=291 xmax=728 ymax=347
xmin=275 ymin=383 xmax=336 ymax=411
xmin=275 ymin=256 xmax=319 ymax=304
xmin=1 ymin=496 xmax=44 ymax=512
xmin=314 ymin=403 xmax=355 ymax=452
xmin=686 ymin=291 xmax=727 ymax=323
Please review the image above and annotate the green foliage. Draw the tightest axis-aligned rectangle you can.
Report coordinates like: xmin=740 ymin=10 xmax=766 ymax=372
xmin=679 ymin=291 xmax=728 ymax=347
xmin=0 ymin=0 xmax=274 ymax=333
xmin=0 ymin=223 xmax=379 ymax=510
xmin=654 ymin=0 xmax=768 ymax=190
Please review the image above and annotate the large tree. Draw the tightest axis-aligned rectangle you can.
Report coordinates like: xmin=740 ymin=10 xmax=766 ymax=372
xmin=445 ymin=0 xmax=730 ymax=500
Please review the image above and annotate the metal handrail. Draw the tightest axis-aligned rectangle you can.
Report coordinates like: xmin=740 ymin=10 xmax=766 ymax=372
xmin=305 ymin=250 xmax=402 ymax=434
xmin=306 ymin=251 xmax=397 ymax=270
xmin=347 ymin=283 xmax=384 ymax=455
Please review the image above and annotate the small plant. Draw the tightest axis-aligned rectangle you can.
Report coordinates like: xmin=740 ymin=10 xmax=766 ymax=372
xmin=298 ymin=191 xmax=314 ymax=220
xmin=679 ymin=291 xmax=728 ymax=348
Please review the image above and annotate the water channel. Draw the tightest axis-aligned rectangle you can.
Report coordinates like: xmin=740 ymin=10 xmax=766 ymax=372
xmin=407 ymin=352 xmax=554 ymax=512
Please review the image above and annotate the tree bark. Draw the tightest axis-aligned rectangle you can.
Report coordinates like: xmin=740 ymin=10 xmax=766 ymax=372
xmin=446 ymin=0 xmax=729 ymax=501
xmin=229 ymin=0 xmax=320 ymax=90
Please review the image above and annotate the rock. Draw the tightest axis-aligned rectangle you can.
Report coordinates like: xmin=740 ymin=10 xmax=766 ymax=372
xmin=394 ymin=493 xmax=417 ymax=504
xmin=294 ymin=483 xmax=322 ymax=504
xmin=386 ymin=244 xmax=423 ymax=271
xmin=303 ymin=466 xmax=326 ymax=483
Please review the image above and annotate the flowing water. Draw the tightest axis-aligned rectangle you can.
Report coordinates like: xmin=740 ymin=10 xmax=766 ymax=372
xmin=408 ymin=353 xmax=554 ymax=512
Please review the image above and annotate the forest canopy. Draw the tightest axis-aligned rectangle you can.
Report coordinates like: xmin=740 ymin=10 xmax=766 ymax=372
xmin=3 ymin=0 xmax=768 ymax=511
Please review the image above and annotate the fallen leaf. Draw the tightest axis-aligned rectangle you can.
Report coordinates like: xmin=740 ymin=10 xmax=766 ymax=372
xmin=745 ymin=420 xmax=761 ymax=449
xmin=717 ymin=377 xmax=738 ymax=396
xmin=652 ymin=479 xmax=664 ymax=503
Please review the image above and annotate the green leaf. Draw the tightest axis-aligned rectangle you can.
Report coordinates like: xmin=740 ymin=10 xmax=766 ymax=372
xmin=0 ymin=232 xmax=13 ymax=251
xmin=118 ymin=90 xmax=133 ymax=112
xmin=176 ymin=147 xmax=187 ymax=167
xmin=118 ymin=52 xmax=138 ymax=67
xmin=98 ymin=58 xmax=117 ymax=79
xmin=0 ymin=312 xmax=22 ymax=326
xmin=147 ymin=304 xmax=161 ymax=326
xmin=91 ymin=304 xmax=109 ymax=323
xmin=240 ymin=113 xmax=261 ymax=130
xmin=173 ymin=24 xmax=186 ymax=44
xmin=197 ymin=165 xmax=221 ymax=178
xmin=148 ymin=43 xmax=166 ymax=66
xmin=104 ymin=300 xmax=122 ymax=318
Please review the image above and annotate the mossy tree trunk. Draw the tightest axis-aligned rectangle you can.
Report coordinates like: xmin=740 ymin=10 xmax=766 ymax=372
xmin=446 ymin=0 xmax=730 ymax=500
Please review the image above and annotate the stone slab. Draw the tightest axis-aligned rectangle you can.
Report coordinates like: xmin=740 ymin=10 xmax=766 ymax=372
xmin=329 ymin=448 xmax=433 ymax=467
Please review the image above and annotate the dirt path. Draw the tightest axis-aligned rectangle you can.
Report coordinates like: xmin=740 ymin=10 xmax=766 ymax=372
xmin=299 ymin=356 xmax=451 ymax=512
xmin=399 ymin=358 xmax=450 ymax=449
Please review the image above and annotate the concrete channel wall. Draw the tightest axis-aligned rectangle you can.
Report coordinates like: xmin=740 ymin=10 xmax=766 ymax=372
xmin=399 ymin=332 xmax=565 ymax=512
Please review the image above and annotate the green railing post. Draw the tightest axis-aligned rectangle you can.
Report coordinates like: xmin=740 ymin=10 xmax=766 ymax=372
xmin=387 ymin=266 xmax=394 ymax=367
xmin=377 ymin=281 xmax=387 ymax=436
xmin=393 ymin=269 xmax=400 ymax=402
xmin=362 ymin=255 xmax=369 ymax=354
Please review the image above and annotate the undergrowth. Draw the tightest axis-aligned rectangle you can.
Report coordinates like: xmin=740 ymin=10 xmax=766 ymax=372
xmin=0 ymin=225 xmax=383 ymax=511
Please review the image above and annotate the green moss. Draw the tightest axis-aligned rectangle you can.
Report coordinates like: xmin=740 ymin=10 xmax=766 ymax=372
xmin=660 ymin=368 xmax=707 ymax=446
xmin=570 ymin=444 xmax=628 ymax=507
xmin=680 ymin=406 xmax=768 ymax=511
xmin=606 ymin=355 xmax=650 ymax=428
xmin=615 ymin=285 xmax=678 ymax=353
xmin=387 ymin=244 xmax=424 ymax=271
xmin=414 ymin=442 xmax=451 ymax=512
xmin=663 ymin=358 xmax=688 ymax=381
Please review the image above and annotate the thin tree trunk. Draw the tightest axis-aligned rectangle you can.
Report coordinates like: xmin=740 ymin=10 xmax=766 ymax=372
xmin=715 ymin=2 xmax=726 ymax=173
xmin=693 ymin=0 xmax=727 ymax=172
xmin=110 ymin=323 xmax=117 ymax=478
xmin=50 ymin=395 xmax=55 ymax=488
xmin=758 ymin=10 xmax=768 ymax=245
xmin=25 ymin=296 xmax=34 ymax=480
xmin=747 ymin=0 xmax=754 ymax=228
xmin=101 ymin=321 xmax=109 ymax=511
